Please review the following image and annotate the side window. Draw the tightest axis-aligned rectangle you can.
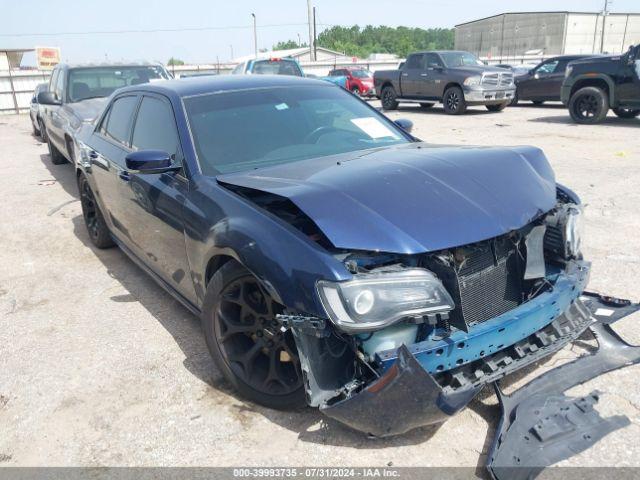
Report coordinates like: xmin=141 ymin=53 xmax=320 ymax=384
xmin=425 ymin=53 xmax=444 ymax=68
xmin=102 ymin=95 xmax=139 ymax=145
xmin=49 ymin=69 xmax=59 ymax=94
xmin=131 ymin=96 xmax=181 ymax=163
xmin=553 ymin=60 xmax=570 ymax=74
xmin=54 ymin=70 xmax=64 ymax=100
xmin=537 ymin=60 xmax=559 ymax=75
xmin=405 ymin=54 xmax=425 ymax=70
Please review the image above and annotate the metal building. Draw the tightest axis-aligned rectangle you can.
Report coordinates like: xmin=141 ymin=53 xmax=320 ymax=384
xmin=455 ymin=11 xmax=640 ymax=62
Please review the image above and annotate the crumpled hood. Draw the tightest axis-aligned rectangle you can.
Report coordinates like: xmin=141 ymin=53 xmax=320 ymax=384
xmin=217 ymin=143 xmax=557 ymax=254
xmin=64 ymin=97 xmax=108 ymax=124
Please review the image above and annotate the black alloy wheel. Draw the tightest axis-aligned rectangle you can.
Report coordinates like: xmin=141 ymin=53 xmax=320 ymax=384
xmin=78 ymin=175 xmax=114 ymax=249
xmin=569 ymin=86 xmax=608 ymax=124
xmin=381 ymin=85 xmax=398 ymax=110
xmin=204 ymin=260 xmax=304 ymax=409
xmin=612 ymin=107 xmax=640 ymax=119
xmin=443 ymin=86 xmax=467 ymax=115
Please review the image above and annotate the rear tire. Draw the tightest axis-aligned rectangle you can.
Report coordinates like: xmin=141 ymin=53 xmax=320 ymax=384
xmin=569 ymin=86 xmax=608 ymax=124
xmin=202 ymin=260 xmax=305 ymax=410
xmin=443 ymin=86 xmax=467 ymax=115
xmin=486 ymin=103 xmax=507 ymax=112
xmin=612 ymin=107 xmax=640 ymax=119
xmin=509 ymin=90 xmax=519 ymax=106
xmin=419 ymin=102 xmax=435 ymax=109
xmin=78 ymin=173 xmax=115 ymax=249
xmin=47 ymin=135 xmax=68 ymax=165
xmin=381 ymin=85 xmax=398 ymax=110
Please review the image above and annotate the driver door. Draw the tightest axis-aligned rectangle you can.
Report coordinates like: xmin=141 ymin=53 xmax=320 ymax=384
xmin=617 ymin=47 xmax=640 ymax=107
xmin=525 ymin=60 xmax=560 ymax=100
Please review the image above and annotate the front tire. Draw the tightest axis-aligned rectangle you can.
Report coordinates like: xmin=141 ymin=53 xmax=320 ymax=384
xmin=78 ymin=174 xmax=115 ymax=249
xmin=612 ymin=107 xmax=640 ymax=119
xmin=443 ymin=86 xmax=467 ymax=115
xmin=569 ymin=86 xmax=609 ymax=124
xmin=47 ymin=135 xmax=68 ymax=165
xmin=509 ymin=90 xmax=519 ymax=106
xmin=202 ymin=260 xmax=305 ymax=410
xmin=381 ymin=85 xmax=398 ymax=110
xmin=486 ymin=103 xmax=508 ymax=112
xmin=351 ymin=86 xmax=361 ymax=97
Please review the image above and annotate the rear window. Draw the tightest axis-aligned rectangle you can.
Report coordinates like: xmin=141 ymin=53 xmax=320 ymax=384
xmin=251 ymin=60 xmax=303 ymax=77
xmin=67 ymin=66 xmax=169 ymax=102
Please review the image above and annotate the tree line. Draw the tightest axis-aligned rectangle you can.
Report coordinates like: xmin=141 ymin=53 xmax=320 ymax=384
xmin=274 ymin=25 xmax=454 ymax=58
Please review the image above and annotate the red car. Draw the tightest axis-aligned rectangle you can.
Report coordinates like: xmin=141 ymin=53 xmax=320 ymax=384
xmin=328 ymin=67 xmax=375 ymax=97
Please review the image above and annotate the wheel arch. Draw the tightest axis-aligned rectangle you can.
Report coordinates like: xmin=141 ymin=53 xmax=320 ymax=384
xmin=570 ymin=75 xmax=616 ymax=106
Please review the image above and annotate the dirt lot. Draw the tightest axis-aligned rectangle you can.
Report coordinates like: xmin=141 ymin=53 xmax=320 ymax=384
xmin=1 ymin=103 xmax=639 ymax=470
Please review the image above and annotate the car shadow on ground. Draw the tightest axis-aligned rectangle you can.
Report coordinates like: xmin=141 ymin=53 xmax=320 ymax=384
xmin=38 ymin=153 xmax=445 ymax=449
xmin=376 ymin=104 xmax=505 ymax=116
xmin=528 ymin=115 xmax=640 ymax=127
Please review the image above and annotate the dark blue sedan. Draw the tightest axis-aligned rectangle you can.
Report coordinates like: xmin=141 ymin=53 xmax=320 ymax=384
xmin=73 ymin=75 xmax=599 ymax=437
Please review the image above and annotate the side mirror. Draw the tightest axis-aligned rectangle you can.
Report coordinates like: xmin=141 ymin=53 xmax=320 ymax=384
xmin=394 ymin=118 xmax=413 ymax=133
xmin=37 ymin=91 xmax=61 ymax=106
xmin=125 ymin=150 xmax=181 ymax=174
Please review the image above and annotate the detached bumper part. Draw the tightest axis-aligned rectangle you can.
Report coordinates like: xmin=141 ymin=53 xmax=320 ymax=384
xmin=320 ymin=345 xmax=479 ymax=437
xmin=487 ymin=295 xmax=640 ymax=480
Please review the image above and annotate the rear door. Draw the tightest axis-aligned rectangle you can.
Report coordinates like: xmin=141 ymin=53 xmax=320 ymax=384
xmin=401 ymin=53 xmax=426 ymax=97
xmin=87 ymin=94 xmax=141 ymax=245
xmin=119 ymin=94 xmax=194 ymax=300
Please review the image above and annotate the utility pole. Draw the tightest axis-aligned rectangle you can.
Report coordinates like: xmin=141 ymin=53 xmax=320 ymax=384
xmin=307 ymin=0 xmax=315 ymax=61
xmin=313 ymin=7 xmax=318 ymax=60
xmin=297 ymin=33 xmax=301 ymax=47
xmin=600 ymin=0 xmax=612 ymax=53
xmin=251 ymin=13 xmax=257 ymax=59
xmin=230 ymin=44 xmax=234 ymax=61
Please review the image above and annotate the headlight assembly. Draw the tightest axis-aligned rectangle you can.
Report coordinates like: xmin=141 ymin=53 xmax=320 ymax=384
xmin=463 ymin=76 xmax=482 ymax=86
xmin=317 ymin=269 xmax=454 ymax=332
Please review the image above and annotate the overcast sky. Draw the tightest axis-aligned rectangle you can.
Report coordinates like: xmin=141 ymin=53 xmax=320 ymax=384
xmin=3 ymin=0 xmax=639 ymax=65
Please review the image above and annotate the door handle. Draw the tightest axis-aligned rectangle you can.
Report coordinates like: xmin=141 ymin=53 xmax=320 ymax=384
xmin=401 ymin=73 xmax=408 ymax=77
xmin=118 ymin=171 xmax=130 ymax=182
xmin=420 ymin=73 xmax=428 ymax=77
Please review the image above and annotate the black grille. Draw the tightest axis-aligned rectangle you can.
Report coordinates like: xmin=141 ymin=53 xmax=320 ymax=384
xmin=423 ymin=236 xmax=525 ymax=330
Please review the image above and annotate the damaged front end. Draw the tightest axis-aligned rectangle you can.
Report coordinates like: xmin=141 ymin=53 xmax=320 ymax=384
xmin=279 ymin=187 xmax=622 ymax=438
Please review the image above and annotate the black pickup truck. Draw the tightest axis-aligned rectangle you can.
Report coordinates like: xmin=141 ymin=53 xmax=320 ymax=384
xmin=374 ymin=51 xmax=515 ymax=114
xmin=561 ymin=44 xmax=640 ymax=124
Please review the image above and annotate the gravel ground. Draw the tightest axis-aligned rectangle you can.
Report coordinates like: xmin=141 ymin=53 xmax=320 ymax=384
xmin=0 ymin=103 xmax=639 ymax=471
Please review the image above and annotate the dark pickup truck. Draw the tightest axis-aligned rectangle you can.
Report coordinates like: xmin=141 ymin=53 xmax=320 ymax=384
xmin=374 ymin=51 xmax=515 ymax=114
xmin=561 ymin=44 xmax=640 ymax=124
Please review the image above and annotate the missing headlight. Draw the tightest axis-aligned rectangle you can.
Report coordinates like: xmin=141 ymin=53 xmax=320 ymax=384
xmin=544 ymin=203 xmax=584 ymax=260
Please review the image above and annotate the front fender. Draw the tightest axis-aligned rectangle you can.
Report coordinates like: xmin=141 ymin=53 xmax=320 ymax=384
xmin=564 ymin=73 xmax=617 ymax=106
xmin=183 ymin=176 xmax=352 ymax=316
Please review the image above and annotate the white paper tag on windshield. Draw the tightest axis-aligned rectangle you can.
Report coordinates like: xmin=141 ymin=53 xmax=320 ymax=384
xmin=351 ymin=117 xmax=399 ymax=139
xmin=595 ymin=308 xmax=615 ymax=317
xmin=275 ymin=103 xmax=289 ymax=110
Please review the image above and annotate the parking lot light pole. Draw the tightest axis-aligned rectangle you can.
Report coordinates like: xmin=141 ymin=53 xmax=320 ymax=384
xmin=251 ymin=13 xmax=257 ymax=59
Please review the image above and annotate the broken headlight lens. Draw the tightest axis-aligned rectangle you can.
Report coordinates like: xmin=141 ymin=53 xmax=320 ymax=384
xmin=564 ymin=205 xmax=584 ymax=257
xmin=317 ymin=269 xmax=455 ymax=332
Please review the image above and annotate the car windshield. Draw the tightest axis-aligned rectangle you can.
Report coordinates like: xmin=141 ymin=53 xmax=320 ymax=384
xmin=350 ymin=69 xmax=372 ymax=78
xmin=67 ymin=66 xmax=169 ymax=102
xmin=184 ymin=85 xmax=409 ymax=175
xmin=440 ymin=52 xmax=483 ymax=67
xmin=251 ymin=60 xmax=303 ymax=76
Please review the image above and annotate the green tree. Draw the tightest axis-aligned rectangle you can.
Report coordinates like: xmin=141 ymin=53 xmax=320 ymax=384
xmin=167 ymin=57 xmax=185 ymax=66
xmin=314 ymin=25 xmax=454 ymax=58
xmin=273 ymin=40 xmax=307 ymax=50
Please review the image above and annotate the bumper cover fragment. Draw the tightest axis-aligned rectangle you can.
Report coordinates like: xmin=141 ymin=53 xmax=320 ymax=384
xmin=487 ymin=294 xmax=640 ymax=480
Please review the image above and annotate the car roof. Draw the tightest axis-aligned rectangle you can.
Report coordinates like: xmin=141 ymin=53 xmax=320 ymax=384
xmin=56 ymin=62 xmax=164 ymax=70
xmin=114 ymin=74 xmax=333 ymax=98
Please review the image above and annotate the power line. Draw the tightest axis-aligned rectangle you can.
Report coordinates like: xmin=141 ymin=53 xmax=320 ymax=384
xmin=0 ymin=23 xmax=315 ymax=38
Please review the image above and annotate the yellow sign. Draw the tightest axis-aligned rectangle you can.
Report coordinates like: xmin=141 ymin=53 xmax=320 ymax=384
xmin=36 ymin=47 xmax=61 ymax=70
